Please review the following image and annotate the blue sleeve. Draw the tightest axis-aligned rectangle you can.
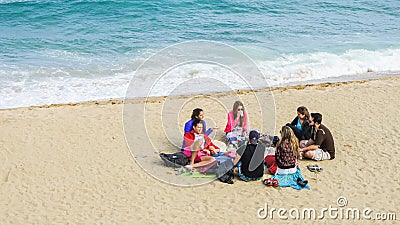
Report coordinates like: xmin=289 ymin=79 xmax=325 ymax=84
xmin=184 ymin=120 xmax=193 ymax=133
xmin=202 ymin=120 xmax=213 ymax=136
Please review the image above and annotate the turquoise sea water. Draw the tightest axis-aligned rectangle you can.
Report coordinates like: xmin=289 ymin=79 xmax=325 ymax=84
xmin=1 ymin=0 xmax=400 ymax=108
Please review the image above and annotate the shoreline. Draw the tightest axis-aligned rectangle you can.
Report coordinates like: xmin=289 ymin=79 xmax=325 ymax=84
xmin=2 ymin=73 xmax=399 ymax=111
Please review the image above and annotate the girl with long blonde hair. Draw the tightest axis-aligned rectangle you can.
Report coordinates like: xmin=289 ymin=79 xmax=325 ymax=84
xmin=263 ymin=126 xmax=309 ymax=190
xmin=276 ymin=126 xmax=300 ymax=161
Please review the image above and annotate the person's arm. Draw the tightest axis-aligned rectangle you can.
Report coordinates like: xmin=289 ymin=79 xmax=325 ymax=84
xmin=201 ymin=120 xmax=216 ymax=136
xmin=234 ymin=145 xmax=246 ymax=166
xmin=302 ymin=122 xmax=312 ymax=140
xmin=224 ymin=111 xmax=233 ymax=133
xmin=204 ymin=134 xmax=219 ymax=154
xmin=183 ymin=132 xmax=194 ymax=148
xmin=242 ymin=111 xmax=249 ymax=136
xmin=290 ymin=117 xmax=297 ymax=126
xmin=242 ymin=112 xmax=249 ymax=132
xmin=301 ymin=129 xmax=323 ymax=152
xmin=184 ymin=120 xmax=193 ymax=134
xmin=202 ymin=120 xmax=207 ymax=134
xmin=286 ymin=117 xmax=297 ymax=132
xmin=233 ymin=154 xmax=241 ymax=166
xmin=300 ymin=144 xmax=319 ymax=152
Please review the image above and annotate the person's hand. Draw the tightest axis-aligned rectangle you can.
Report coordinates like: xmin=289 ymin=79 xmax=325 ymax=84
xmin=209 ymin=146 xmax=215 ymax=151
xmin=204 ymin=149 xmax=211 ymax=155
xmin=300 ymin=148 xmax=307 ymax=153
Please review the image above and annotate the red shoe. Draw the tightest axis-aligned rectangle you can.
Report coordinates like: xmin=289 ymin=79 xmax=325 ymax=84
xmin=272 ymin=179 xmax=279 ymax=187
xmin=263 ymin=178 xmax=273 ymax=186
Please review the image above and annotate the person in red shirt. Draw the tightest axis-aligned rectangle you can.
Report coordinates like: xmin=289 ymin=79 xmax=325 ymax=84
xmin=183 ymin=120 xmax=220 ymax=168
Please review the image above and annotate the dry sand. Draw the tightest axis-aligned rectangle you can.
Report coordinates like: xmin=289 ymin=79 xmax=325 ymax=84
xmin=1 ymin=76 xmax=400 ymax=224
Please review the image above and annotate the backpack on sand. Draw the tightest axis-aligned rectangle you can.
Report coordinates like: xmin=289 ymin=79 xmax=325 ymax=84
xmin=160 ymin=152 xmax=189 ymax=168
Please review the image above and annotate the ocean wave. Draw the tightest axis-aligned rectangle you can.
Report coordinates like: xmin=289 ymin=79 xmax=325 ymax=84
xmin=0 ymin=0 xmax=36 ymax=4
xmin=256 ymin=48 xmax=400 ymax=85
xmin=1 ymin=47 xmax=400 ymax=109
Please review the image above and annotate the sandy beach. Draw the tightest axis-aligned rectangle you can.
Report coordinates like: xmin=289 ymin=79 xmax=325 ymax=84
xmin=1 ymin=76 xmax=400 ymax=224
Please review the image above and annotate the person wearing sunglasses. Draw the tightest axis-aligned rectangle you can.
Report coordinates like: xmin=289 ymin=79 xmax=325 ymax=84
xmin=224 ymin=101 xmax=249 ymax=147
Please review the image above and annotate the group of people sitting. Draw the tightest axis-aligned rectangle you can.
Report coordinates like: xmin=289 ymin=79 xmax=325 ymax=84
xmin=180 ymin=102 xmax=335 ymax=189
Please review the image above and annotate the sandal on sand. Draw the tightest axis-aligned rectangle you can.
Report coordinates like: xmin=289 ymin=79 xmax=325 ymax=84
xmin=184 ymin=165 xmax=195 ymax=174
xmin=297 ymin=178 xmax=308 ymax=187
xmin=307 ymin=164 xmax=323 ymax=172
xmin=272 ymin=179 xmax=279 ymax=187
xmin=263 ymin=178 xmax=273 ymax=186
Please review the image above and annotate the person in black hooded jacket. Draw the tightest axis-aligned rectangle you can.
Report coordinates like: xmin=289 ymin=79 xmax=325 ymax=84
xmin=286 ymin=106 xmax=311 ymax=141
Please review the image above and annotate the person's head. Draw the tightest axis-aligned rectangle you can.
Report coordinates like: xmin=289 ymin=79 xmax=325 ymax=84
xmin=248 ymin=130 xmax=260 ymax=145
xmin=310 ymin=113 xmax=322 ymax=127
xmin=192 ymin=119 xmax=203 ymax=134
xmin=297 ymin=106 xmax=310 ymax=120
xmin=233 ymin=101 xmax=245 ymax=119
xmin=278 ymin=126 xmax=299 ymax=157
xmin=191 ymin=108 xmax=204 ymax=120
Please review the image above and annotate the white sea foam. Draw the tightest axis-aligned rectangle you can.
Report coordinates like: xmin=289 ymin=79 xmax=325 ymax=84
xmin=256 ymin=48 xmax=400 ymax=86
xmin=0 ymin=0 xmax=33 ymax=4
xmin=1 ymin=48 xmax=400 ymax=109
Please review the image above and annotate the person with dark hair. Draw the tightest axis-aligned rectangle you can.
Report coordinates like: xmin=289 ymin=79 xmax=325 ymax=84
xmin=183 ymin=120 xmax=220 ymax=168
xmin=224 ymin=101 xmax=249 ymax=146
xmin=184 ymin=108 xmax=217 ymax=136
xmin=286 ymin=106 xmax=311 ymax=141
xmin=182 ymin=108 xmax=218 ymax=149
xmin=300 ymin=113 xmax=335 ymax=161
xmin=233 ymin=130 xmax=264 ymax=181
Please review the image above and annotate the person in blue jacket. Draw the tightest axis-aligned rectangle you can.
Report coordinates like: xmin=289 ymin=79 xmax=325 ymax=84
xmin=182 ymin=108 xmax=218 ymax=149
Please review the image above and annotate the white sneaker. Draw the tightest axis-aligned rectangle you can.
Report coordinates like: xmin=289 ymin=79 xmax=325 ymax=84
xmin=184 ymin=165 xmax=194 ymax=174
xmin=185 ymin=165 xmax=192 ymax=170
